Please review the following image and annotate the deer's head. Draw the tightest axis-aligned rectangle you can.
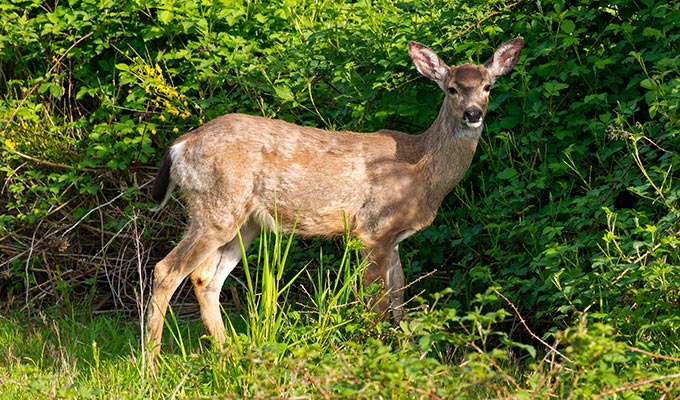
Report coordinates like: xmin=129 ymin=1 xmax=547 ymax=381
xmin=409 ymin=38 xmax=523 ymax=130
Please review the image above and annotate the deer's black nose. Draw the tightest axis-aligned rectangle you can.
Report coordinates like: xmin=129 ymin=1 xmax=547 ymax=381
xmin=463 ymin=108 xmax=483 ymax=123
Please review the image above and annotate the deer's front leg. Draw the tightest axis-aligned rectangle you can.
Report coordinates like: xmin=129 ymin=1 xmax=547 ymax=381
xmin=387 ymin=244 xmax=405 ymax=320
xmin=362 ymin=243 xmax=405 ymax=320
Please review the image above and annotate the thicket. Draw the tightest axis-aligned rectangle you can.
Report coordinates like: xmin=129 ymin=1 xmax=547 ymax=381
xmin=1 ymin=0 xmax=679 ymax=397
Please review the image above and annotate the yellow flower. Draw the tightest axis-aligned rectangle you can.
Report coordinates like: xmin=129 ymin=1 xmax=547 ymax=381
xmin=151 ymin=129 xmax=157 ymax=135
xmin=173 ymin=127 xmax=179 ymax=133
xmin=5 ymin=139 xmax=16 ymax=151
xmin=159 ymin=114 xmax=166 ymax=122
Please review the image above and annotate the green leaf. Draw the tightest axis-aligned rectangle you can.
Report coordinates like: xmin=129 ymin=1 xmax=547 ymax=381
xmin=497 ymin=167 xmax=518 ymax=180
xmin=561 ymin=19 xmax=575 ymax=34
xmin=274 ymin=85 xmax=294 ymax=102
xmin=543 ymin=80 xmax=570 ymax=96
xmin=640 ymin=78 xmax=659 ymax=90
xmin=500 ymin=114 xmax=522 ymax=129
xmin=158 ymin=10 xmax=173 ymax=24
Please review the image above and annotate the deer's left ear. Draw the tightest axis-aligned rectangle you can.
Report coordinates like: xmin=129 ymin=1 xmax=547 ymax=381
xmin=409 ymin=41 xmax=449 ymax=90
xmin=484 ymin=37 xmax=523 ymax=80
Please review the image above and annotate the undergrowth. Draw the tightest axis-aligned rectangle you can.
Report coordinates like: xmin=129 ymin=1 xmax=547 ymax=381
xmin=1 ymin=0 xmax=679 ymax=398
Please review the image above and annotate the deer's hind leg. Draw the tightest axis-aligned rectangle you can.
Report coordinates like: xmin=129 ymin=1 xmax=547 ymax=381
xmin=146 ymin=218 xmax=243 ymax=355
xmin=191 ymin=219 xmax=260 ymax=346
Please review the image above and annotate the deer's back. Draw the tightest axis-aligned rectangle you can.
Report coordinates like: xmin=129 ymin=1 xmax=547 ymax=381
xmin=169 ymin=113 xmax=431 ymax=237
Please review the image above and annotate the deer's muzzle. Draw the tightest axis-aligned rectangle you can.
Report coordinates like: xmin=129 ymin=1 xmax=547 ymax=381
xmin=463 ymin=107 xmax=484 ymax=127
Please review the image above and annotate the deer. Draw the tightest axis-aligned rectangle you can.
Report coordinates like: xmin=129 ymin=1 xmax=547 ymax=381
xmin=146 ymin=37 xmax=523 ymax=358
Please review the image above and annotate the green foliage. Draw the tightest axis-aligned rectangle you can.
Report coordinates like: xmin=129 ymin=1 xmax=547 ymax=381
xmin=1 ymin=0 xmax=680 ymax=397
xmin=3 ymin=288 xmax=679 ymax=398
xmin=406 ymin=0 xmax=680 ymax=358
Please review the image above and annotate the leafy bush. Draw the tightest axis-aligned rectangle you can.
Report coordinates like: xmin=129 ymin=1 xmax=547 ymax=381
xmin=425 ymin=0 xmax=680 ymax=350
xmin=1 ymin=0 xmax=679 ymax=397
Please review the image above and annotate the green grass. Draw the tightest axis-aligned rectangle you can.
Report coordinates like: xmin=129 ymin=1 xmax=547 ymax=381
xmin=2 ymin=236 xmax=679 ymax=399
xmin=2 ymin=0 xmax=680 ymax=398
xmin=0 ymin=310 xmax=143 ymax=398
xmin=3 ymin=309 xmax=678 ymax=399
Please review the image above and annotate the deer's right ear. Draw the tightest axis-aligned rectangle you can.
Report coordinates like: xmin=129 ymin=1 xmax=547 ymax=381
xmin=409 ymin=41 xmax=449 ymax=89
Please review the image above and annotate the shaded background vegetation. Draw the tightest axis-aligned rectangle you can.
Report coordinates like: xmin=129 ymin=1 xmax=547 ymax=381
xmin=1 ymin=0 xmax=679 ymax=397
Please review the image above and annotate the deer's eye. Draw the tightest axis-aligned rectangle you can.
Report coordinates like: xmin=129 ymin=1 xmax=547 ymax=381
xmin=448 ymin=87 xmax=458 ymax=95
xmin=483 ymin=84 xmax=491 ymax=92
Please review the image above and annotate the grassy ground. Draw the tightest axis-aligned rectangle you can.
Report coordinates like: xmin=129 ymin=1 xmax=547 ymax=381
xmin=2 ymin=0 xmax=680 ymax=398
xmin=2 ymin=244 xmax=679 ymax=399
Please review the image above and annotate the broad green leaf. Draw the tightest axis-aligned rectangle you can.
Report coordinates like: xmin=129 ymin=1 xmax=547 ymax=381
xmin=561 ymin=19 xmax=575 ymax=34
xmin=158 ymin=10 xmax=173 ymax=24
xmin=275 ymin=86 xmax=294 ymax=102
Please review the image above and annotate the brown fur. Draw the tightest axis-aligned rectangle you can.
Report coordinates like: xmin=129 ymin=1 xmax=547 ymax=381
xmin=146 ymin=38 xmax=523 ymax=360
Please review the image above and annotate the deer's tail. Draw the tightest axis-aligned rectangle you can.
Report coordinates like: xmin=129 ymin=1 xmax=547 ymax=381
xmin=150 ymin=149 xmax=175 ymax=211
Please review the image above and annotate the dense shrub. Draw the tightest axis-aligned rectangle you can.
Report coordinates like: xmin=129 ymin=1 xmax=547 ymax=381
xmin=414 ymin=0 xmax=680 ymax=351
xmin=1 ymin=0 xmax=679 ymax=396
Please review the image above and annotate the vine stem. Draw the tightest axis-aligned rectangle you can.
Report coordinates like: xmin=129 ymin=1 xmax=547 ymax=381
xmin=494 ymin=288 xmax=573 ymax=363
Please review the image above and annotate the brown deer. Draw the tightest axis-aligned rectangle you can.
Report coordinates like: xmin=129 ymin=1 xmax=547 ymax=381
xmin=146 ymin=38 xmax=523 ymax=356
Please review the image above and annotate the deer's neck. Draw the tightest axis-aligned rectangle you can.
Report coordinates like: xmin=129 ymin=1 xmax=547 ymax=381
xmin=419 ymin=101 xmax=482 ymax=201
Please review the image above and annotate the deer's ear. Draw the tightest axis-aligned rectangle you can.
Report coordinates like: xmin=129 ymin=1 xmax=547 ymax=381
xmin=484 ymin=37 xmax=523 ymax=79
xmin=409 ymin=41 xmax=449 ymax=89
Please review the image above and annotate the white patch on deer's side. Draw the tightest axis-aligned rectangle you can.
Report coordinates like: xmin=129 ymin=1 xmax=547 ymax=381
xmin=170 ymin=141 xmax=186 ymax=164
